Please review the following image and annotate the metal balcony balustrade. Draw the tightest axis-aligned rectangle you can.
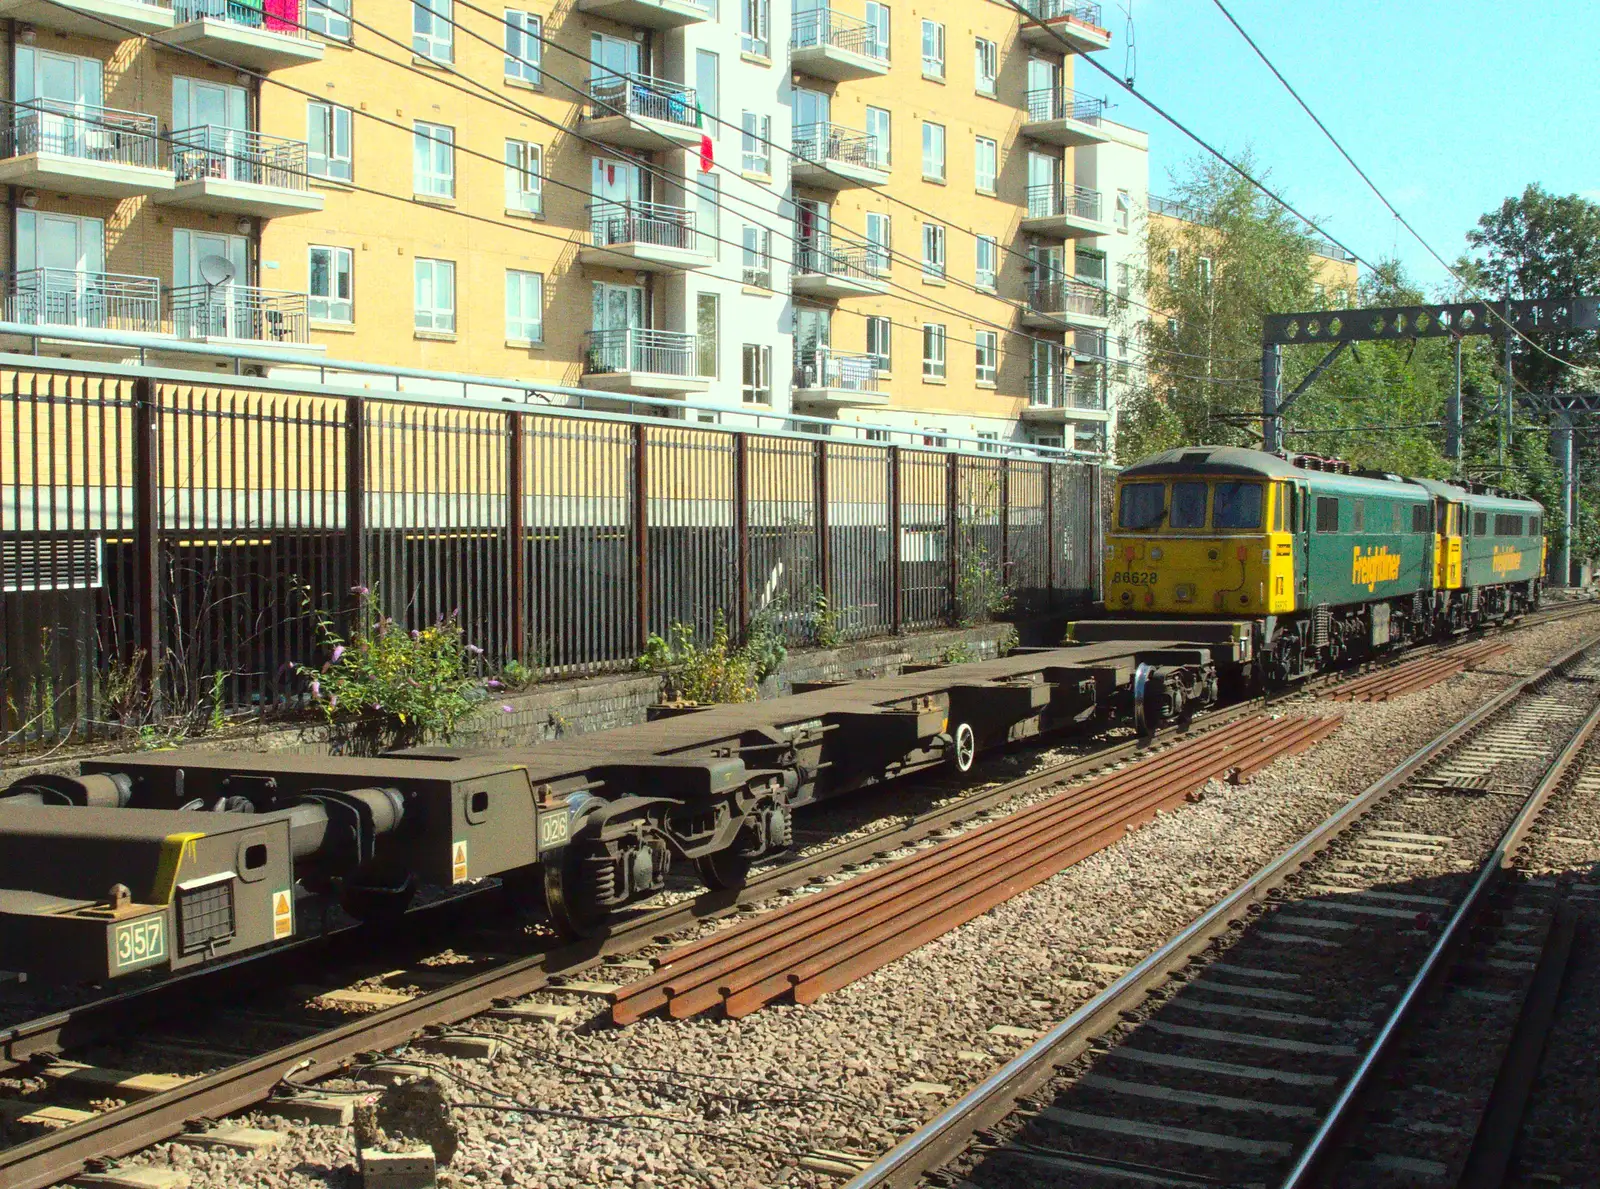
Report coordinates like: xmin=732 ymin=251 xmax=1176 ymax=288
xmin=170 ymin=125 xmax=310 ymax=189
xmin=793 ymin=121 xmax=883 ymax=171
xmin=587 ymin=73 xmax=700 ymax=129
xmin=172 ymin=0 xmax=311 ymax=38
xmin=791 ymin=8 xmax=887 ymax=61
xmin=589 ymin=200 xmax=698 ymax=251
xmin=1026 ymin=182 xmax=1103 ymax=222
xmin=1 ymin=99 xmax=160 ymax=168
xmin=6 ymin=268 xmax=163 ymax=334
xmin=795 ymin=236 xmax=882 ymax=282
xmin=1024 ymin=87 xmax=1105 ymax=125
xmin=1026 ymin=276 xmax=1109 ymax=317
xmin=168 ymin=283 xmax=309 ymax=343
xmin=1020 ymin=0 xmax=1103 ymax=24
xmin=584 ymin=326 xmax=697 ymax=377
xmin=1028 ymin=368 xmax=1105 ymax=410
xmin=794 ymin=346 xmax=880 ymax=393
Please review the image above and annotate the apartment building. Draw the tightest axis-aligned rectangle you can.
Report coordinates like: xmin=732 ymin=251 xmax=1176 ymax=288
xmin=0 ymin=0 xmax=1118 ymax=451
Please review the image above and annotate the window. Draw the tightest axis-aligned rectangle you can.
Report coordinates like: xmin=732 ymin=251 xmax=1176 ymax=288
xmin=976 ymin=331 xmax=997 ymax=384
xmin=977 ymin=431 xmax=999 ymax=453
xmin=975 ymin=37 xmax=997 ymax=95
xmin=1214 ymin=483 xmax=1262 ymax=530
xmin=865 ymin=1 xmax=890 ymax=59
xmin=505 ymin=11 xmax=541 ymax=83
xmin=1119 ymin=483 xmax=1164 ymax=530
xmin=865 ymin=106 xmax=891 ymax=167
xmin=696 ymin=51 xmax=718 ymax=137
xmin=308 ymin=246 xmax=352 ymax=323
xmin=922 ymin=323 xmax=946 ymax=378
xmin=742 ymin=343 xmax=771 ymax=403
xmin=1116 ymin=188 xmax=1130 ymax=231
xmin=1531 ymin=515 xmax=1541 ymax=538
xmin=1412 ymin=504 xmax=1430 ymax=534
xmin=741 ymin=0 xmax=769 ymax=56
xmin=866 ymin=315 xmax=892 ymax=372
xmin=414 ymin=258 xmax=455 ymax=332
xmin=1473 ymin=511 xmax=1488 ymax=536
xmin=696 ymin=293 xmax=719 ymax=377
xmin=505 ymin=270 xmax=543 ymax=342
xmin=1316 ymin=496 xmax=1339 ymax=533
xmin=741 ymin=224 xmax=771 ymax=287
xmin=695 ymin=174 xmax=719 ymax=257
xmin=1170 ymin=481 xmax=1207 ymax=529
xmin=413 ymin=121 xmax=454 ymax=197
xmin=306 ymin=0 xmax=351 ymax=39
xmin=975 ymin=235 xmax=997 ymax=290
xmin=741 ymin=111 xmax=770 ymax=174
xmin=1352 ymin=499 xmax=1365 ymax=532
xmin=1116 ymin=260 xmax=1131 ymax=300
xmin=865 ymin=212 xmax=891 ymax=275
xmin=920 ymin=18 xmax=944 ymax=78
xmin=922 ymin=121 xmax=945 ymax=180
xmin=922 ymin=428 xmax=948 ymax=448
xmin=1197 ymin=256 xmax=1213 ymax=289
xmin=307 ymin=101 xmax=351 ymax=182
xmin=974 ymin=136 xmax=997 ymax=193
xmin=1166 ymin=247 xmax=1180 ymax=285
xmin=414 ymin=0 xmax=452 ymax=62
xmin=1496 ymin=513 xmax=1525 ymax=536
xmin=504 ymin=139 xmax=542 ymax=214
xmin=864 ymin=427 xmax=889 ymax=443
xmin=1273 ymin=485 xmax=1289 ymax=532
xmin=921 ymin=223 xmax=945 ymax=279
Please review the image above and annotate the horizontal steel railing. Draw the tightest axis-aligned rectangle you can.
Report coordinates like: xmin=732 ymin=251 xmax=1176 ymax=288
xmin=793 ymin=121 xmax=883 ymax=171
xmin=791 ymin=8 xmax=887 ymax=61
xmin=588 ymin=200 xmax=698 ymax=251
xmin=172 ymin=0 xmax=309 ymax=36
xmin=1 ymin=99 xmax=161 ymax=169
xmin=1020 ymin=0 xmax=1104 ymax=26
xmin=167 ymin=284 xmax=310 ymax=344
xmin=1024 ymin=86 xmax=1105 ymax=125
xmin=170 ymin=124 xmax=310 ymax=190
xmin=1028 ymin=368 xmax=1104 ymax=409
xmin=1026 ymin=277 xmax=1109 ymax=317
xmin=588 ymin=73 xmax=700 ymax=129
xmin=6 ymin=269 xmax=163 ymax=333
xmin=795 ymin=237 xmax=880 ymax=282
xmin=584 ymin=327 xmax=697 ymax=377
xmin=794 ymin=347 xmax=880 ymax=392
xmin=1026 ymin=182 xmax=1104 ymax=222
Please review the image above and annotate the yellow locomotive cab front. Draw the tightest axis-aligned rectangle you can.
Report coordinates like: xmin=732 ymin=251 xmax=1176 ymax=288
xmin=1433 ymin=499 xmax=1465 ymax=590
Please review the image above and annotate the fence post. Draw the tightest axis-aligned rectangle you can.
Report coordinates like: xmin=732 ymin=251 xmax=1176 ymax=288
xmin=633 ymin=422 xmax=649 ymax=652
xmin=345 ymin=395 xmax=366 ymax=607
xmin=815 ymin=439 xmax=831 ymax=606
xmin=506 ymin=410 xmax=526 ymax=665
xmin=132 ymin=375 xmax=159 ymax=707
xmin=1044 ymin=461 xmax=1056 ymax=609
xmin=734 ymin=432 xmax=750 ymax=636
xmin=999 ymin=457 xmax=1010 ymax=585
xmin=888 ymin=445 xmax=902 ymax=634
xmin=945 ymin=452 xmax=959 ymax=624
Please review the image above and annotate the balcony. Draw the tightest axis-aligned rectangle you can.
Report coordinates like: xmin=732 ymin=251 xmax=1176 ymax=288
xmin=583 ymin=74 xmax=703 ymax=152
xmin=0 ymin=100 xmax=173 ymax=198
xmin=581 ymin=327 xmax=709 ymax=395
xmin=156 ymin=0 xmax=323 ymax=71
xmin=792 ymin=240 xmax=889 ymax=300
xmin=791 ymin=9 xmax=889 ymax=81
xmin=5 ymin=268 xmax=163 ymax=335
xmin=1022 ymin=88 xmax=1111 ymax=147
xmin=157 ymin=126 xmax=324 ymax=217
xmin=1022 ymin=368 xmax=1110 ymax=424
xmin=580 ymin=201 xmax=714 ymax=272
xmin=791 ymin=122 xmax=889 ymax=190
xmin=168 ymin=284 xmax=312 ymax=345
xmin=576 ymin=0 xmax=708 ymax=28
xmin=1021 ymin=277 xmax=1110 ymax=330
xmin=792 ymin=347 xmax=887 ymax=409
xmin=1017 ymin=0 xmax=1112 ymax=53
xmin=0 ymin=0 xmax=174 ymax=38
xmin=1021 ymin=183 xmax=1113 ymax=238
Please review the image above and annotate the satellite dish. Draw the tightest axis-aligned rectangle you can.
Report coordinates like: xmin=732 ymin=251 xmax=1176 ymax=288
xmin=198 ymin=255 xmax=237 ymax=287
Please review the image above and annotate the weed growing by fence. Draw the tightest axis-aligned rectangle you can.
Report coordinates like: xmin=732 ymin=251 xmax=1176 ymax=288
xmin=955 ymin=544 xmax=1015 ymax=626
xmin=638 ymin=611 xmax=759 ymax=704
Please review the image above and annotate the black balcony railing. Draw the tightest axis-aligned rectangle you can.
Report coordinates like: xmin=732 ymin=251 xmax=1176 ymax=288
xmin=589 ymin=200 xmax=698 ymax=252
xmin=2 ymin=99 xmax=161 ymax=169
xmin=793 ymin=122 xmax=883 ymax=172
xmin=173 ymin=0 xmax=311 ymax=37
xmin=1020 ymin=0 xmax=1103 ymax=26
xmin=1024 ymin=87 xmax=1105 ymax=125
xmin=796 ymin=238 xmax=881 ymax=283
xmin=168 ymin=284 xmax=310 ymax=343
xmin=588 ymin=73 xmax=700 ymax=129
xmin=171 ymin=125 xmax=310 ymax=190
xmin=791 ymin=8 xmax=887 ymax=61
xmin=794 ymin=347 xmax=879 ymax=393
xmin=6 ymin=268 xmax=163 ymax=333
xmin=1029 ymin=367 xmax=1105 ymax=410
xmin=1026 ymin=277 xmax=1109 ymax=318
xmin=1026 ymin=183 xmax=1104 ymax=223
xmin=585 ymin=327 xmax=697 ymax=377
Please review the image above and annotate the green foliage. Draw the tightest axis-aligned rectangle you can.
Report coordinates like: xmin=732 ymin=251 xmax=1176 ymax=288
xmin=809 ymin=589 xmax=840 ymax=649
xmin=996 ymin=624 xmax=1020 ymax=657
xmin=497 ymin=659 xmax=538 ymax=691
xmin=954 ymin=544 xmax=1013 ymax=627
xmin=636 ymin=611 xmax=758 ymax=704
xmin=297 ymin=585 xmax=486 ymax=748
xmin=743 ymin=603 xmax=789 ymax=679
xmin=941 ymin=642 xmax=978 ymax=665
xmin=207 ymin=670 xmax=229 ymax=734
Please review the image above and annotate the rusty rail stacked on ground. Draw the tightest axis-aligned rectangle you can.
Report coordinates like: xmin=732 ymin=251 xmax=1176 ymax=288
xmin=611 ymin=714 xmax=1341 ymax=1025
xmin=1327 ymin=640 xmax=1513 ymax=703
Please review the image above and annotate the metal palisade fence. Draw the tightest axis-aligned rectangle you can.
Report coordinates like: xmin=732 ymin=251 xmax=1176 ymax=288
xmin=0 ymin=362 xmax=1101 ymax=753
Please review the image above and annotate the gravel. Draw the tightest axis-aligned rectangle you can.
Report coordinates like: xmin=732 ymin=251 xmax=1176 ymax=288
xmin=51 ymin=610 xmax=1600 ymax=1189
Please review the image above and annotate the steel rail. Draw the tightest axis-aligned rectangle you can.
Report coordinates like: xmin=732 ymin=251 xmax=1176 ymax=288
xmin=843 ymin=627 xmax=1600 ymax=1189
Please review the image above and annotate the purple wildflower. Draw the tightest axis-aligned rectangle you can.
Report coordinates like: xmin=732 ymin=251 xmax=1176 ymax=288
xmin=330 ymin=644 xmax=346 ymax=664
xmin=411 ymin=629 xmax=420 ymax=641
xmin=310 ymin=678 xmax=321 ymax=698
xmin=501 ymin=704 xmax=515 ymax=713
xmin=351 ymin=585 xmax=369 ymax=596
xmin=486 ymin=678 xmax=504 ymax=690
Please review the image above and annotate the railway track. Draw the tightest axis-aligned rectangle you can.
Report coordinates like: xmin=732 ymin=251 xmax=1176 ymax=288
xmin=0 ymin=604 xmax=1591 ymax=1189
xmin=845 ymin=627 xmax=1600 ymax=1189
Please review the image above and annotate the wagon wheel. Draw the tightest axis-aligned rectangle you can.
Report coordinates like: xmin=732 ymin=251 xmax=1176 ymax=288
xmin=949 ymin=722 xmax=978 ymax=773
xmin=542 ymin=841 xmax=615 ymax=938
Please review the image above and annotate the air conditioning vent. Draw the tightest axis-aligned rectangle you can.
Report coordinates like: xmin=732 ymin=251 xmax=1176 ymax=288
xmin=1 ymin=536 xmax=102 ymax=592
xmin=176 ymin=875 xmax=236 ymax=956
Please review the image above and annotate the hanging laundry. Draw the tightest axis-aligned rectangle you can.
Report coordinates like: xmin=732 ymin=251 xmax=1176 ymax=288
xmin=263 ymin=0 xmax=297 ymax=32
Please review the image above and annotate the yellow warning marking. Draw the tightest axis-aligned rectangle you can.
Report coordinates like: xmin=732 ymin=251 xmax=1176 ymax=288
xmin=271 ymin=889 xmax=293 ymax=940
xmin=151 ymin=833 xmax=206 ymax=905
xmin=451 ymin=840 xmax=469 ymax=884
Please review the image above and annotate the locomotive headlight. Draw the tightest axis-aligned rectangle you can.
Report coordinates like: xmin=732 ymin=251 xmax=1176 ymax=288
xmin=1175 ymin=584 xmax=1194 ymax=602
xmin=1150 ymin=546 xmax=1163 ymax=561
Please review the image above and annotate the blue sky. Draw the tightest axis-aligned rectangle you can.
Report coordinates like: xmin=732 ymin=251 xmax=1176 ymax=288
xmin=1091 ymin=0 xmax=1600 ymax=292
